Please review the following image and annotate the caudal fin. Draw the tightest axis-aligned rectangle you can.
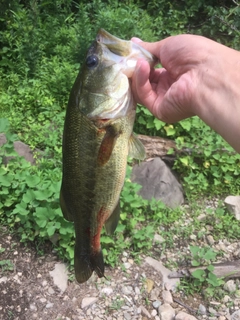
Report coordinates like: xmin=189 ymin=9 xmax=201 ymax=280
xmin=74 ymin=246 xmax=105 ymax=283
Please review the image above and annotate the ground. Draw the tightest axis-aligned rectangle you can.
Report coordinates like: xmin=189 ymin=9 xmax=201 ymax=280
xmin=0 ymin=225 xmax=238 ymax=320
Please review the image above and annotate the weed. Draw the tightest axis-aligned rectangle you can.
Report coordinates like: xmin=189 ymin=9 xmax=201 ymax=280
xmin=0 ymin=259 xmax=14 ymax=273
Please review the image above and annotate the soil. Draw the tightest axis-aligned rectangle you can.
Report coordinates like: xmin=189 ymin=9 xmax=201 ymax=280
xmin=0 ymin=225 xmax=237 ymax=320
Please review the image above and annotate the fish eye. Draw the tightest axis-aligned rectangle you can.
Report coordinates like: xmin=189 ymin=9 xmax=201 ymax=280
xmin=86 ymin=55 xmax=99 ymax=69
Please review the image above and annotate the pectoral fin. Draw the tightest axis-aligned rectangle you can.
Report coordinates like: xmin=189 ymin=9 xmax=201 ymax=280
xmin=97 ymin=125 xmax=121 ymax=166
xmin=128 ymin=134 xmax=146 ymax=160
xmin=105 ymin=200 xmax=120 ymax=235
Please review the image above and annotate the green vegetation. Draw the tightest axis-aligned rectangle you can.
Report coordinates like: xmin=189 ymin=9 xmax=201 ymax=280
xmin=0 ymin=0 xmax=240 ymax=298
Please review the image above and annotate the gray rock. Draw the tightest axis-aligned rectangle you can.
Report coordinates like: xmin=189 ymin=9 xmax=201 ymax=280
xmin=224 ymin=279 xmax=236 ymax=293
xmin=101 ymin=287 xmax=113 ymax=296
xmin=175 ymin=311 xmax=198 ymax=320
xmin=153 ymin=300 xmax=161 ymax=309
xmin=224 ymin=195 xmax=240 ymax=220
xmin=140 ymin=305 xmax=151 ymax=318
xmin=49 ymin=263 xmax=68 ymax=293
xmin=123 ymin=312 xmax=131 ymax=320
xmin=0 ymin=133 xmax=39 ymax=165
xmin=162 ymin=290 xmax=173 ymax=304
xmin=209 ymin=307 xmax=217 ymax=315
xmin=131 ymin=157 xmax=184 ymax=208
xmin=231 ymin=310 xmax=240 ymax=320
xmin=81 ymin=297 xmax=98 ymax=309
xmin=158 ymin=303 xmax=175 ymax=320
xmin=145 ymin=257 xmax=179 ymax=291
xmin=154 ymin=234 xmax=165 ymax=244
xmin=206 ymin=235 xmax=215 ymax=245
xmin=198 ymin=304 xmax=207 ymax=315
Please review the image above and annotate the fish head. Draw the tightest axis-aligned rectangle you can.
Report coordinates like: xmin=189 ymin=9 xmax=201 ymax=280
xmin=78 ymin=29 xmax=157 ymax=120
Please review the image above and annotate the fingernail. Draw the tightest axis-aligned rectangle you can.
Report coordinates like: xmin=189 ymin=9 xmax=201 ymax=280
xmin=131 ymin=37 xmax=143 ymax=43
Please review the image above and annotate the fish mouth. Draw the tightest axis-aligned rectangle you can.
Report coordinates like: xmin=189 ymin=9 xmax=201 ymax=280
xmin=96 ymin=29 xmax=157 ymax=77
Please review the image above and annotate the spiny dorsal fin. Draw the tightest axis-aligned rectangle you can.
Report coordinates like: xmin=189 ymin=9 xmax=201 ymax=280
xmin=128 ymin=133 xmax=146 ymax=160
xmin=105 ymin=200 xmax=120 ymax=235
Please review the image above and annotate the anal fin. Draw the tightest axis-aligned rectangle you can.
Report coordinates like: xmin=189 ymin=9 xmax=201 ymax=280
xmin=105 ymin=200 xmax=120 ymax=235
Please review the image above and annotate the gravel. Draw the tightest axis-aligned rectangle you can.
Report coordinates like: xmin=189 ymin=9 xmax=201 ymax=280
xmin=0 ymin=202 xmax=240 ymax=320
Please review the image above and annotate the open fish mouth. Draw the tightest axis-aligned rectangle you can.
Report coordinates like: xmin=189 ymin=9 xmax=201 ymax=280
xmin=96 ymin=29 xmax=157 ymax=78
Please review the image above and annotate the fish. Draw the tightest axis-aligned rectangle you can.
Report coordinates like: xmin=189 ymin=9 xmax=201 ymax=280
xmin=60 ymin=29 xmax=157 ymax=284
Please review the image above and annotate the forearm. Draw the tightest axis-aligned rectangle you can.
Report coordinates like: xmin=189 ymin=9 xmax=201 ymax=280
xmin=194 ymin=45 xmax=240 ymax=152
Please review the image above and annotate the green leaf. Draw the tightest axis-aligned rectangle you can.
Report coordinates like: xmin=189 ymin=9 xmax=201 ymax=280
xmin=180 ymin=119 xmax=191 ymax=131
xmin=23 ymin=189 xmax=36 ymax=203
xmin=191 ymin=260 xmax=200 ymax=267
xmin=101 ymin=236 xmax=114 ymax=244
xmin=192 ymin=269 xmax=205 ymax=281
xmin=25 ymin=175 xmax=41 ymax=187
xmin=153 ymin=118 xmax=164 ymax=130
xmin=0 ymin=118 xmax=10 ymax=132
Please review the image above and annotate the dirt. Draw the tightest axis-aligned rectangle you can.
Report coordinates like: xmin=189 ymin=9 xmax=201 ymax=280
xmin=0 ymin=225 xmax=237 ymax=320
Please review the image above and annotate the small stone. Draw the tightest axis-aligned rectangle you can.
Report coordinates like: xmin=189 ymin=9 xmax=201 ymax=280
xmin=197 ymin=213 xmax=206 ymax=221
xmin=175 ymin=311 xmax=198 ymax=320
xmin=222 ymin=295 xmax=231 ymax=303
xmin=81 ymin=297 xmax=98 ymax=309
xmin=154 ymin=234 xmax=165 ymax=244
xmin=101 ymin=287 xmax=113 ymax=296
xmin=0 ymin=277 xmax=8 ymax=283
xmin=190 ymin=234 xmax=196 ymax=240
xmin=224 ymin=195 xmax=240 ymax=220
xmin=206 ymin=235 xmax=215 ymax=245
xmin=135 ymin=287 xmax=141 ymax=295
xmin=48 ymin=286 xmax=55 ymax=294
xmin=231 ymin=310 xmax=240 ymax=320
xmin=123 ymin=262 xmax=131 ymax=269
xmin=151 ymin=309 xmax=157 ymax=317
xmin=123 ymin=312 xmax=131 ymax=320
xmin=158 ymin=303 xmax=175 ymax=320
xmin=49 ymin=263 xmax=68 ymax=293
xmin=121 ymin=286 xmax=132 ymax=295
xmin=140 ymin=305 xmax=151 ymax=318
xmin=209 ymin=307 xmax=217 ymax=315
xmin=218 ymin=316 xmax=226 ymax=320
xmin=145 ymin=278 xmax=154 ymax=293
xmin=198 ymin=304 xmax=207 ymax=315
xmin=42 ymin=280 xmax=48 ymax=287
xmin=153 ymin=300 xmax=161 ymax=309
xmin=46 ymin=302 xmax=54 ymax=309
xmin=30 ymin=304 xmax=37 ymax=311
xmin=39 ymin=298 xmax=47 ymax=303
xmin=224 ymin=280 xmax=236 ymax=293
xmin=150 ymin=288 xmax=161 ymax=301
xmin=162 ymin=290 xmax=173 ymax=304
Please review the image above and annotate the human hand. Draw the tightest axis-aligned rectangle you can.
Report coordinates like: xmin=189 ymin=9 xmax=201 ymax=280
xmin=131 ymin=35 xmax=240 ymax=152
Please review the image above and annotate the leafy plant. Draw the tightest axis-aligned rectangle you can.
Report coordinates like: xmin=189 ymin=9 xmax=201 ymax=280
xmin=187 ymin=245 xmax=224 ymax=297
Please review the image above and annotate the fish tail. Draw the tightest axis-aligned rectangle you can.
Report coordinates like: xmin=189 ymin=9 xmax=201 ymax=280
xmin=74 ymin=246 xmax=105 ymax=283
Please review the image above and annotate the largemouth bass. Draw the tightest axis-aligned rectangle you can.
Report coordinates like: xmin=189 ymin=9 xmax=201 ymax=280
xmin=60 ymin=29 xmax=156 ymax=283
